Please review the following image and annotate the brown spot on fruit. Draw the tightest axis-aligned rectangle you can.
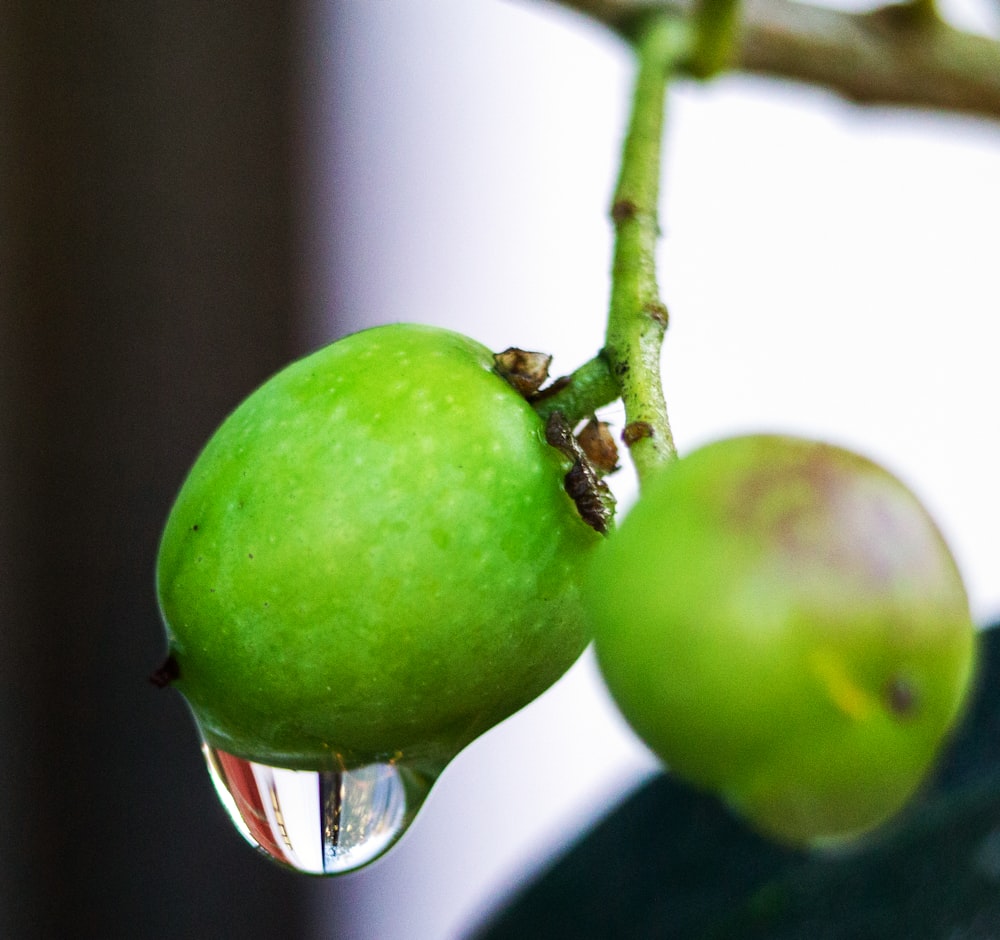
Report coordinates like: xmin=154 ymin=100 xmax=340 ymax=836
xmin=885 ymin=676 xmax=919 ymax=719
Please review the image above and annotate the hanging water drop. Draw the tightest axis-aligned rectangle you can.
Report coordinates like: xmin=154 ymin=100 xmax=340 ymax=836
xmin=202 ymin=743 xmax=438 ymax=874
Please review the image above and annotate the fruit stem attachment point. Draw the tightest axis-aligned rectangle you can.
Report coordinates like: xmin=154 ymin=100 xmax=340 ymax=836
xmin=604 ymin=13 xmax=687 ymax=485
xmin=531 ymin=351 xmax=620 ymax=425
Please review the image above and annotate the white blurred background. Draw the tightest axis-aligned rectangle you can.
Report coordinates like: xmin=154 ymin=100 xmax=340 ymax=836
xmin=298 ymin=1 xmax=1000 ymax=936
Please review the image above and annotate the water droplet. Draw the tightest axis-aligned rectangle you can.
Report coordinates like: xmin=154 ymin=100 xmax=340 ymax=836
xmin=202 ymin=743 xmax=438 ymax=875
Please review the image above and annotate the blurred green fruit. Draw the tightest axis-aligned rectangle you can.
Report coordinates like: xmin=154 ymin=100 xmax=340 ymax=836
xmin=157 ymin=323 xmax=601 ymax=771
xmin=587 ymin=434 xmax=976 ymax=847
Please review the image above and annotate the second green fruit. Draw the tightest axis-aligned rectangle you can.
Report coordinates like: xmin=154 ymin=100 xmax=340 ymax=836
xmin=588 ymin=434 xmax=976 ymax=847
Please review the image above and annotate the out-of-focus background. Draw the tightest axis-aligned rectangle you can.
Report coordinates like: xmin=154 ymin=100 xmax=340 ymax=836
xmin=2 ymin=1 xmax=997 ymax=938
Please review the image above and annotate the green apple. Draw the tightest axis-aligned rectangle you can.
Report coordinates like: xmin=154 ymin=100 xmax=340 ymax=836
xmin=157 ymin=323 xmax=602 ymax=771
xmin=587 ymin=434 xmax=977 ymax=847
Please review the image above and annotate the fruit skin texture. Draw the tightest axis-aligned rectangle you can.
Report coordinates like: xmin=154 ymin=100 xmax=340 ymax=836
xmin=587 ymin=434 xmax=976 ymax=847
xmin=157 ymin=323 xmax=601 ymax=771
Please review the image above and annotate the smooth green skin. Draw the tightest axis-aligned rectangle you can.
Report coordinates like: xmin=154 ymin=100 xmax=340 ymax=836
xmin=157 ymin=323 xmax=601 ymax=771
xmin=587 ymin=434 xmax=977 ymax=847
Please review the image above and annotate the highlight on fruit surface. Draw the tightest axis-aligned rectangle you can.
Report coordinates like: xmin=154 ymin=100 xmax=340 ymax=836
xmin=586 ymin=433 xmax=977 ymax=848
xmin=155 ymin=322 xmax=604 ymax=873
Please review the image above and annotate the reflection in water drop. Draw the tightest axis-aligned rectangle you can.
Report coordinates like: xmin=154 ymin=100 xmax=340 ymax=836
xmin=203 ymin=744 xmax=437 ymax=874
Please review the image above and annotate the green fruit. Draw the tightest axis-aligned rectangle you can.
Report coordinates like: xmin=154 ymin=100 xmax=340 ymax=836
xmin=587 ymin=434 xmax=976 ymax=847
xmin=157 ymin=323 xmax=601 ymax=771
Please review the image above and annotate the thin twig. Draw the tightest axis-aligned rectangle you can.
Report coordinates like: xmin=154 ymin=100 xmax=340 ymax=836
xmin=546 ymin=0 xmax=1000 ymax=122
xmin=603 ymin=14 xmax=685 ymax=483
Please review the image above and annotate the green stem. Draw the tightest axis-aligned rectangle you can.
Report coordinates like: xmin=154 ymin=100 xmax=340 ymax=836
xmin=686 ymin=0 xmax=743 ymax=79
xmin=604 ymin=14 xmax=688 ymax=484
xmin=531 ymin=352 xmax=620 ymax=425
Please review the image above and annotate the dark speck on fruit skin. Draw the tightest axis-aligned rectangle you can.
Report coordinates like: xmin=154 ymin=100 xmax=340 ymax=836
xmin=885 ymin=676 xmax=920 ymax=718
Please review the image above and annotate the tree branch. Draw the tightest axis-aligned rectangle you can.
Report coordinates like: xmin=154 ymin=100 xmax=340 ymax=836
xmin=546 ymin=0 xmax=1000 ymax=122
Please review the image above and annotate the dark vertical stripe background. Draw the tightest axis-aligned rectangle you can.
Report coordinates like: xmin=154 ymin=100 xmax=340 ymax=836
xmin=0 ymin=4 xmax=332 ymax=935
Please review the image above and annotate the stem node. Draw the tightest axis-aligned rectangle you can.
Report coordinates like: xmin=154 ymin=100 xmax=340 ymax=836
xmin=644 ymin=301 xmax=670 ymax=327
xmin=611 ymin=198 xmax=639 ymax=223
xmin=623 ymin=421 xmax=655 ymax=446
